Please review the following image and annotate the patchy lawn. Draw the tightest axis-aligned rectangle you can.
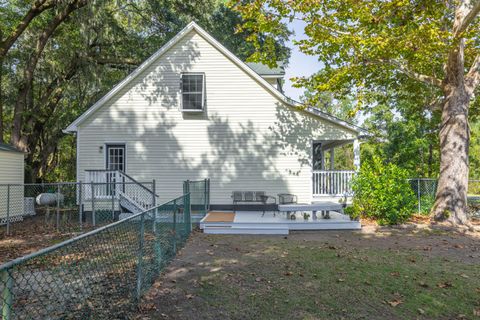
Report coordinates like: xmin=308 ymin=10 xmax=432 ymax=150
xmin=138 ymin=226 xmax=480 ymax=320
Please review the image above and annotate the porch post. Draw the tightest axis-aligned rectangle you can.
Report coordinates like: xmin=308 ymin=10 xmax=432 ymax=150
xmin=320 ymin=150 xmax=325 ymax=170
xmin=329 ymin=148 xmax=335 ymax=170
xmin=353 ymin=139 xmax=361 ymax=171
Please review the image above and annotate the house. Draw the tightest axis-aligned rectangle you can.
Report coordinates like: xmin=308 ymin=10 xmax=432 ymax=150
xmin=0 ymin=143 xmax=25 ymax=224
xmin=65 ymin=22 xmax=365 ymax=217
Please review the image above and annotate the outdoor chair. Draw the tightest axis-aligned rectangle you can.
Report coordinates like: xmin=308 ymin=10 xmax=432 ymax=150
xmin=278 ymin=193 xmax=298 ymax=205
xmin=232 ymin=191 xmax=276 ymax=214
xmin=278 ymin=193 xmax=298 ymax=218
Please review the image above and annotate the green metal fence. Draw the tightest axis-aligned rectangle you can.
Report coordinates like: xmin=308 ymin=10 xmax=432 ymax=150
xmin=409 ymin=178 xmax=480 ymax=217
xmin=183 ymin=179 xmax=210 ymax=218
xmin=0 ymin=181 xmax=155 ymax=236
xmin=0 ymin=193 xmax=191 ymax=319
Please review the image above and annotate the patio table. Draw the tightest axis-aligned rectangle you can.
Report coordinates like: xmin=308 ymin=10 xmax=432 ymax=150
xmin=278 ymin=202 xmax=344 ymax=220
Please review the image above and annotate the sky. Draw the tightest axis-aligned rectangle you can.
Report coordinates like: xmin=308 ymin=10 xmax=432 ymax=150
xmin=282 ymin=20 xmax=323 ymax=102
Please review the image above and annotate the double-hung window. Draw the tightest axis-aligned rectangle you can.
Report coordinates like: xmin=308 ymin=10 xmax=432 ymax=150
xmin=181 ymin=73 xmax=205 ymax=111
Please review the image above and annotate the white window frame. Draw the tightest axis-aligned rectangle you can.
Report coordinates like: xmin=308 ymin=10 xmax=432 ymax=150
xmin=180 ymin=73 xmax=205 ymax=112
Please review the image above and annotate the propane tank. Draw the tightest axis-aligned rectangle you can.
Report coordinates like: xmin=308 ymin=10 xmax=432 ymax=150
xmin=36 ymin=193 xmax=64 ymax=206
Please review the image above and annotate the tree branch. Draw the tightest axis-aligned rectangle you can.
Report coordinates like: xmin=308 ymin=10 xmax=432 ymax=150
xmin=465 ymin=54 xmax=480 ymax=94
xmin=453 ymin=0 xmax=480 ymax=38
xmin=0 ymin=0 xmax=56 ymax=59
xmin=366 ymin=59 xmax=444 ymax=88
xmin=86 ymin=56 xmax=140 ymax=67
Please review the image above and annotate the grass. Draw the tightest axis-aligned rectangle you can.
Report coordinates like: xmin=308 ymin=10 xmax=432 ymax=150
xmin=140 ymin=230 xmax=480 ymax=320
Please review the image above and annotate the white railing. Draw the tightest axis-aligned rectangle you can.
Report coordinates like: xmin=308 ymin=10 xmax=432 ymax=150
xmin=84 ymin=170 xmax=119 ymax=199
xmin=313 ymin=170 xmax=355 ymax=197
xmin=116 ymin=171 xmax=156 ymax=210
xmin=84 ymin=170 xmax=156 ymax=211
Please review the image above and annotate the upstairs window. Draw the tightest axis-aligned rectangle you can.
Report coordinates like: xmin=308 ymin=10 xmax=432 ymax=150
xmin=181 ymin=73 xmax=204 ymax=111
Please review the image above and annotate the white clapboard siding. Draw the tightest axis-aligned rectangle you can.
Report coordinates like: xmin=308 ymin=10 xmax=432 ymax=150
xmin=0 ymin=150 xmax=25 ymax=221
xmin=76 ymin=29 xmax=357 ymax=204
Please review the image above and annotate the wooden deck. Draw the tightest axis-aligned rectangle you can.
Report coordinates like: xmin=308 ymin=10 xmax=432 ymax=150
xmin=200 ymin=210 xmax=361 ymax=235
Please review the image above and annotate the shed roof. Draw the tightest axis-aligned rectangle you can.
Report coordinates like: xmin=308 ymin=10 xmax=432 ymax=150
xmin=0 ymin=142 xmax=23 ymax=153
xmin=246 ymin=62 xmax=285 ymax=77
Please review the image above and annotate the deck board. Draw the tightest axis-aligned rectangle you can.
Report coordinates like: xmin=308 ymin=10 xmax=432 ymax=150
xmin=203 ymin=212 xmax=236 ymax=223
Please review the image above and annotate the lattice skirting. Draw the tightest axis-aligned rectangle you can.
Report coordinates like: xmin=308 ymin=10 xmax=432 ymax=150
xmin=0 ymin=215 xmax=24 ymax=225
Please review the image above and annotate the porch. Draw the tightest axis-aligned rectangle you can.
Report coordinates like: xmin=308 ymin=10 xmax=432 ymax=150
xmin=200 ymin=210 xmax=361 ymax=234
xmin=311 ymin=138 xmax=359 ymax=200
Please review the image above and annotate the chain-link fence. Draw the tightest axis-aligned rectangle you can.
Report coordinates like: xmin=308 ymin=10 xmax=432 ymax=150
xmin=0 ymin=192 xmax=191 ymax=319
xmin=0 ymin=181 xmax=155 ymax=237
xmin=409 ymin=178 xmax=480 ymax=217
xmin=183 ymin=179 xmax=210 ymax=220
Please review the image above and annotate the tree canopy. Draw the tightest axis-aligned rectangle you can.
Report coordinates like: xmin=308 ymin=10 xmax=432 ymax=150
xmin=234 ymin=0 xmax=480 ymax=224
xmin=0 ymin=0 xmax=290 ymax=182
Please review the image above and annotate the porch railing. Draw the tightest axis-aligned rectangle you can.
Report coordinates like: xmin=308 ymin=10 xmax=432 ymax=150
xmin=313 ymin=170 xmax=355 ymax=197
xmin=84 ymin=170 xmax=157 ymax=212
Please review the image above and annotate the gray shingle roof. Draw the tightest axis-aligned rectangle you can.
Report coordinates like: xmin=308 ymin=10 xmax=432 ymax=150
xmin=0 ymin=142 xmax=23 ymax=153
xmin=246 ymin=62 xmax=285 ymax=76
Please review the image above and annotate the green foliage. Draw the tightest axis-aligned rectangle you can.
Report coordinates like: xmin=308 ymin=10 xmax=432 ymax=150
xmin=418 ymin=195 xmax=435 ymax=215
xmin=234 ymin=0 xmax=480 ymax=180
xmin=350 ymin=157 xmax=417 ymax=225
xmin=0 ymin=1 xmax=290 ymax=182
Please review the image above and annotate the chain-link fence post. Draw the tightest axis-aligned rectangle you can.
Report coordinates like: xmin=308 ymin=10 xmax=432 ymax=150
xmin=207 ymin=178 xmax=210 ymax=211
xmin=417 ymin=178 xmax=421 ymax=214
xmin=172 ymin=199 xmax=177 ymax=253
xmin=6 ymin=184 xmax=10 ymax=236
xmin=56 ymin=184 xmax=60 ymax=232
xmin=1 ymin=269 xmax=13 ymax=320
xmin=204 ymin=179 xmax=208 ymax=215
xmin=185 ymin=192 xmax=191 ymax=234
xmin=78 ymin=181 xmax=83 ymax=231
xmin=111 ymin=181 xmax=115 ymax=221
xmin=91 ymin=182 xmax=96 ymax=227
xmin=152 ymin=179 xmax=156 ymax=233
xmin=136 ymin=212 xmax=145 ymax=301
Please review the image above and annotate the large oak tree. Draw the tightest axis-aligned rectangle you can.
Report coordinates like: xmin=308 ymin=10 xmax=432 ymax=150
xmin=234 ymin=0 xmax=480 ymax=225
xmin=0 ymin=0 xmax=290 ymax=181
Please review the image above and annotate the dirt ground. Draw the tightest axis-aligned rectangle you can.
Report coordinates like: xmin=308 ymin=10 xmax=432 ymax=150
xmin=137 ymin=224 xmax=480 ymax=320
xmin=0 ymin=214 xmax=94 ymax=264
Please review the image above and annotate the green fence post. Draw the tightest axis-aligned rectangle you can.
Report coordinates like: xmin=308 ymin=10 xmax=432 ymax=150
xmin=172 ymin=199 xmax=177 ymax=253
xmin=154 ymin=206 xmax=162 ymax=270
xmin=185 ymin=193 xmax=191 ymax=235
xmin=207 ymin=179 xmax=210 ymax=211
xmin=6 ymin=185 xmax=10 ymax=236
xmin=91 ymin=182 xmax=96 ymax=227
xmin=417 ymin=179 xmax=421 ymax=214
xmin=111 ymin=180 xmax=115 ymax=221
xmin=152 ymin=180 xmax=156 ymax=233
xmin=1 ymin=269 xmax=13 ymax=320
xmin=204 ymin=179 xmax=208 ymax=215
xmin=78 ymin=181 xmax=83 ymax=232
xmin=136 ymin=213 xmax=145 ymax=301
xmin=56 ymin=184 xmax=60 ymax=232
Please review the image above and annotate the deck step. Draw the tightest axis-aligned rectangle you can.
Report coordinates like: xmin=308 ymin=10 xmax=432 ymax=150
xmin=203 ymin=225 xmax=289 ymax=235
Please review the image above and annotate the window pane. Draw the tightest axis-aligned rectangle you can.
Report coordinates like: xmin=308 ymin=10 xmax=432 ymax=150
xmin=183 ymin=93 xmax=203 ymax=110
xmin=182 ymin=74 xmax=203 ymax=93
xmin=182 ymin=74 xmax=204 ymax=110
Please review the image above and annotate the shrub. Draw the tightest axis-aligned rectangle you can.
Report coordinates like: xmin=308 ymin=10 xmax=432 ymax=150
xmin=349 ymin=156 xmax=417 ymax=225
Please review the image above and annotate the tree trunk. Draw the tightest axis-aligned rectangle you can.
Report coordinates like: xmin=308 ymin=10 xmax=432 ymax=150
xmin=432 ymin=86 xmax=470 ymax=224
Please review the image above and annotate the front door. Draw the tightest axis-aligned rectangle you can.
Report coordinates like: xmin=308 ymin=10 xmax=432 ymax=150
xmin=106 ymin=144 xmax=126 ymax=172
xmin=106 ymin=144 xmax=126 ymax=195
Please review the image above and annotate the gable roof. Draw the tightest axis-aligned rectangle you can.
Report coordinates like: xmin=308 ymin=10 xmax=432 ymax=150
xmin=0 ymin=142 xmax=24 ymax=153
xmin=65 ymin=21 xmax=366 ymax=135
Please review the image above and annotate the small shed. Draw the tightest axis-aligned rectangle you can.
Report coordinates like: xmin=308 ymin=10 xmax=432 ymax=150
xmin=0 ymin=143 xmax=25 ymax=224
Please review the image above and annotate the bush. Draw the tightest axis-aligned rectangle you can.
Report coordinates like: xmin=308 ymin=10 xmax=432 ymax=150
xmin=349 ymin=157 xmax=417 ymax=225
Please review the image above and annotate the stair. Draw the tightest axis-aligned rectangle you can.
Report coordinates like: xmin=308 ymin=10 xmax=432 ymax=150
xmin=202 ymin=224 xmax=289 ymax=235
